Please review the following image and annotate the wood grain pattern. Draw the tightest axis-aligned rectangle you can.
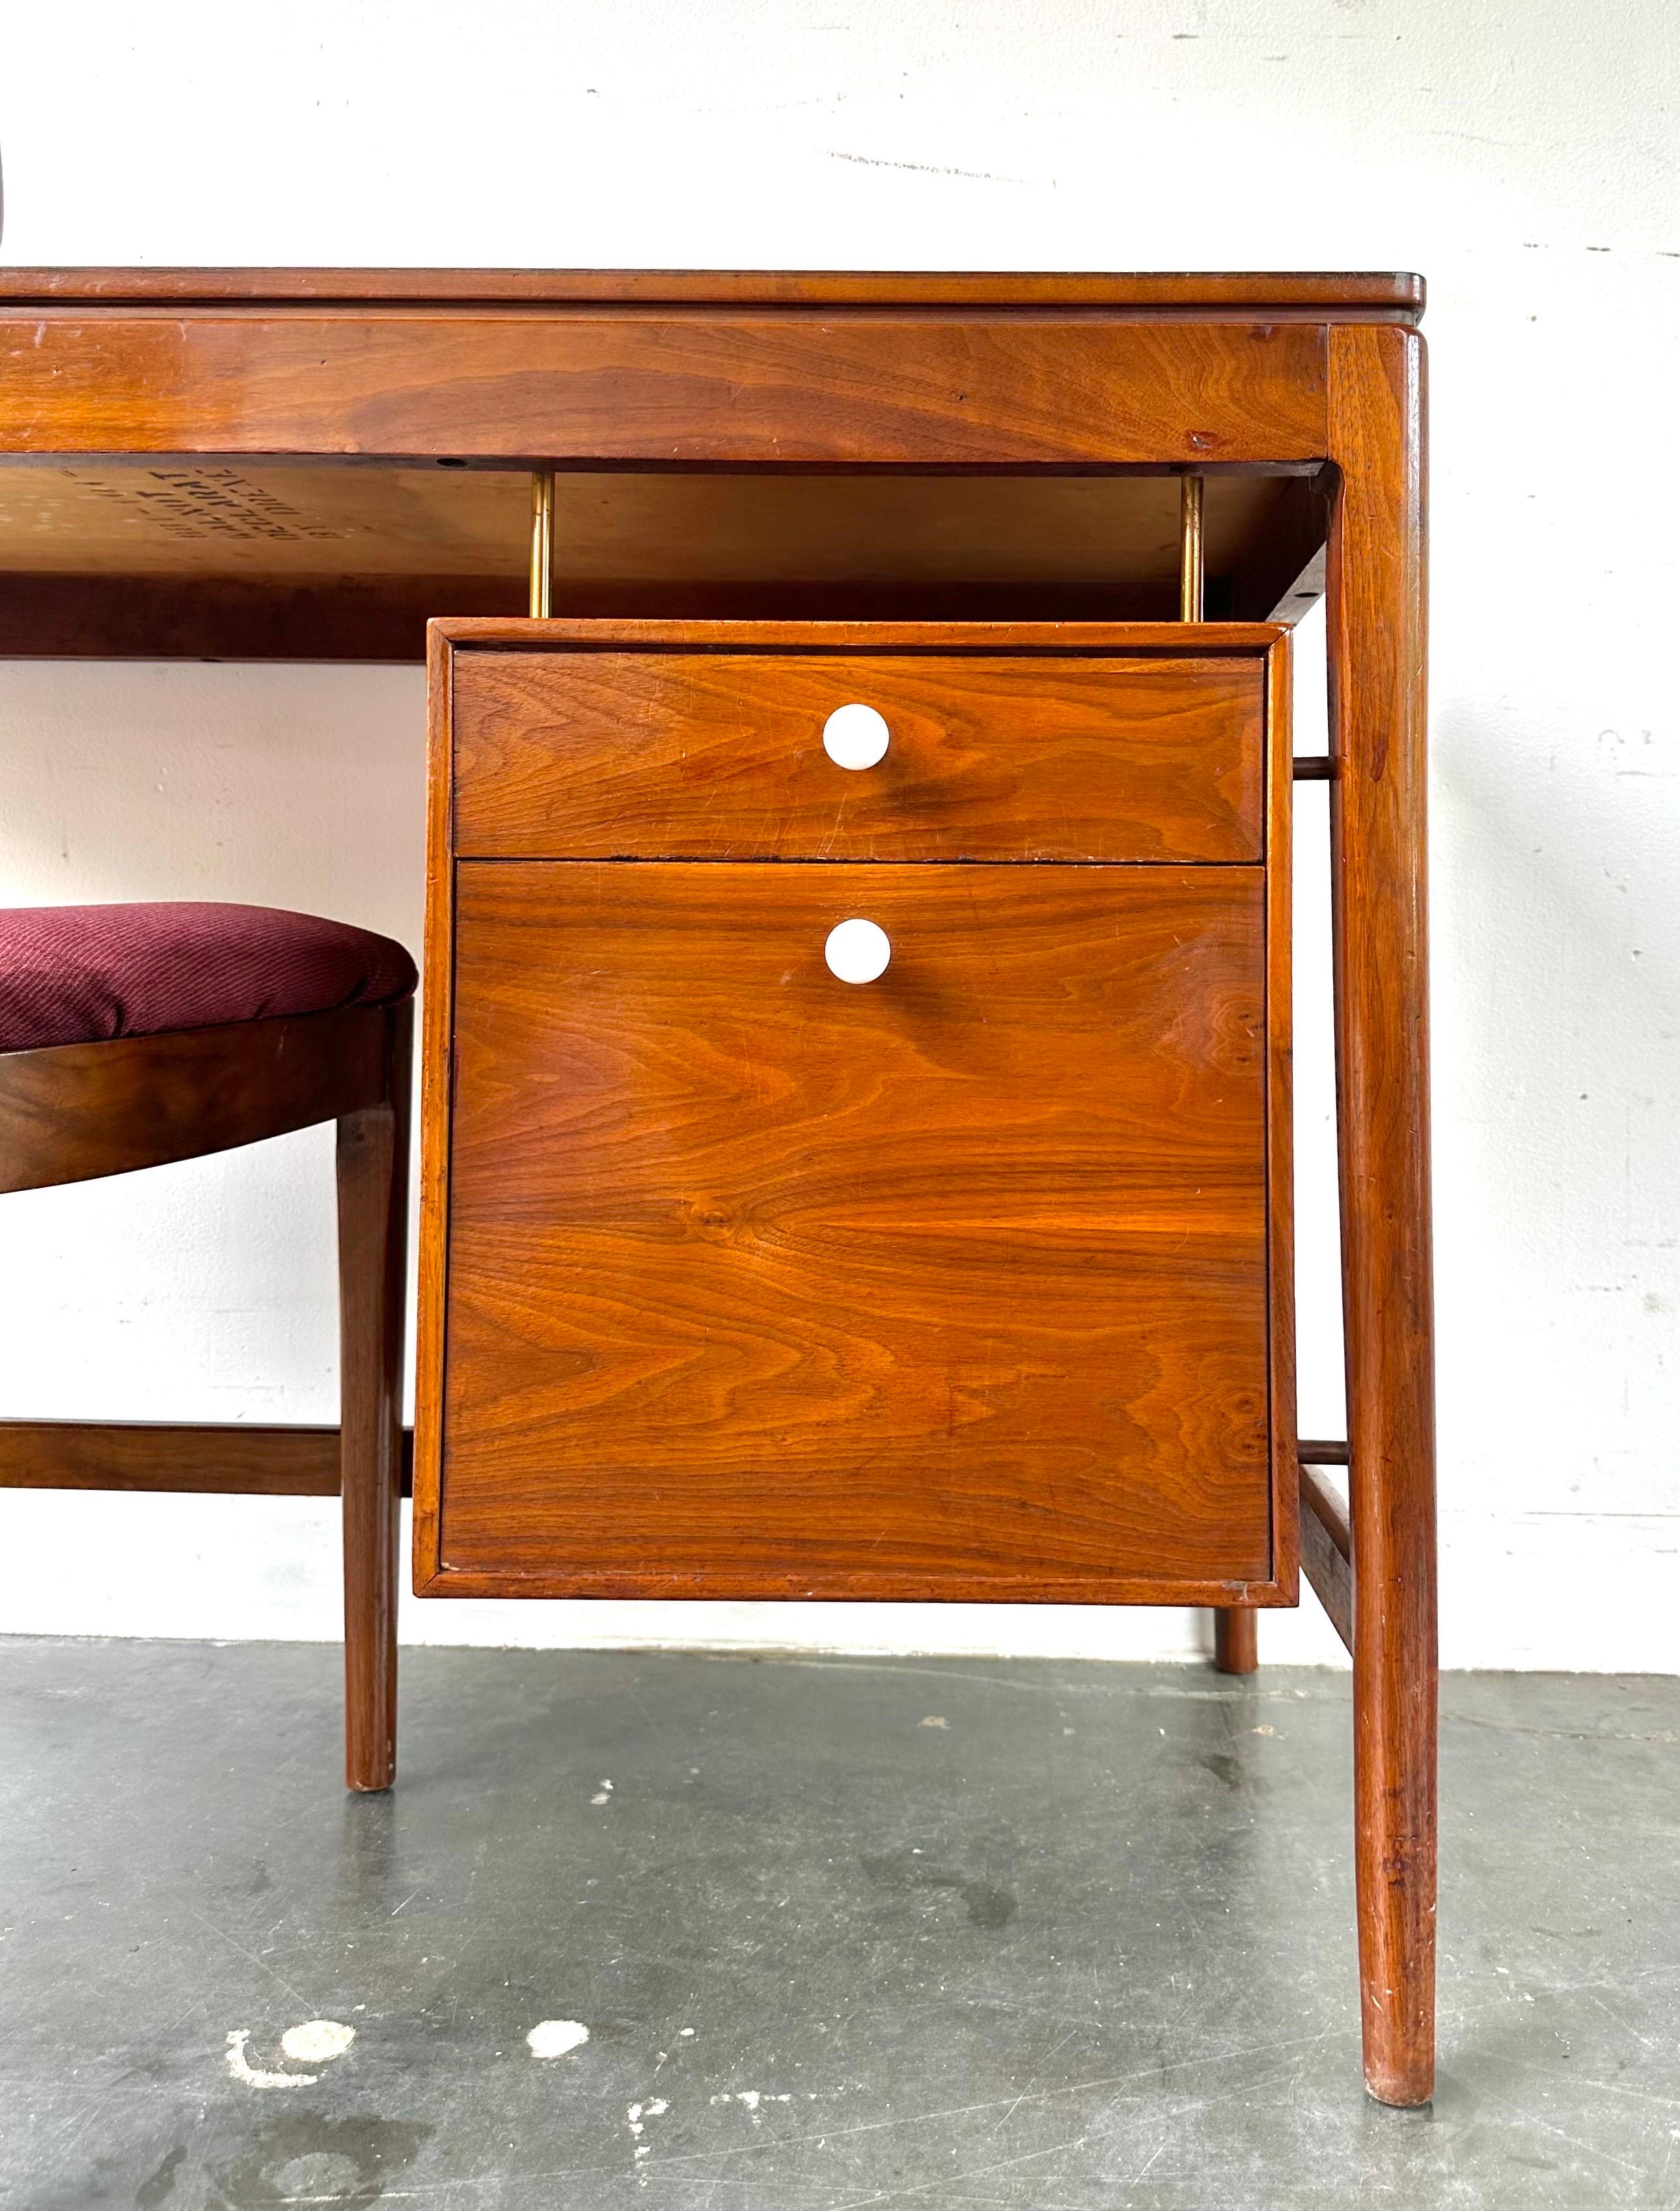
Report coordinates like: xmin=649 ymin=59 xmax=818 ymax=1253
xmin=0 ymin=316 xmax=1327 ymax=466
xmin=0 ymin=268 xmax=1424 ymax=316
xmin=1205 ymin=631 xmax=1297 ymax=1673
xmin=1300 ymin=1461 xmax=1353 ymax=1652
xmin=412 ymin=621 xmax=459 ymax=1591
xmin=0 ymin=469 xmax=1321 ymax=660
xmin=0 ymin=260 xmax=1425 ymax=2099
xmin=0 ymin=463 xmax=538 ymax=581
xmin=0 ymin=466 xmax=1309 ymax=588
xmin=452 ymin=650 xmax=1264 ymax=863
xmin=0 ymin=572 xmax=523 ymax=665
xmin=0 ymin=1419 xmax=415 ymax=1495
xmin=1265 ymin=637 xmax=1300 ymax=1600
xmin=1228 ymin=473 xmax=1332 ymax=622
xmin=1328 ymin=320 xmax=1437 ymax=2107
xmin=337 ymin=1003 xmax=411 ymax=1792
xmin=1 ymin=997 xmax=414 ymax=1792
xmin=1212 ymin=1609 xmax=1259 ymax=1673
xmin=0 ymin=572 xmax=1274 ymax=665
xmin=1301 ymin=1459 xmax=1351 ymax=1559
xmin=1300 ymin=1497 xmax=1353 ymax=1652
xmin=429 ymin=859 xmax=1272 ymax=1598
xmin=0 ymin=1006 xmax=391 ymax=1193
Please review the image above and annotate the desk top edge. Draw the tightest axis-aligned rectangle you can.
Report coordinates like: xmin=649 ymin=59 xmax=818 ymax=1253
xmin=0 ymin=267 xmax=1424 ymax=318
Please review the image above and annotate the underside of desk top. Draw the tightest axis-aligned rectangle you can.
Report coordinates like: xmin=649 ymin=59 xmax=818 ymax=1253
xmin=0 ymin=270 xmax=1422 ymax=661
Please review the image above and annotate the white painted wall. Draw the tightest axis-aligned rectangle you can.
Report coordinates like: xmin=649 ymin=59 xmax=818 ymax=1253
xmin=1 ymin=0 xmax=1674 ymax=1670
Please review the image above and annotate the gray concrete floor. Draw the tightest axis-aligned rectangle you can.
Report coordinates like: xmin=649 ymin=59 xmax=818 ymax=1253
xmin=1 ymin=1640 xmax=1675 ymax=2210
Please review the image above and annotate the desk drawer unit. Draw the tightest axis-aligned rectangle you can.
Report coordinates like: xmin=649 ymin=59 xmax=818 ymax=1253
xmin=417 ymin=622 xmax=1295 ymax=1606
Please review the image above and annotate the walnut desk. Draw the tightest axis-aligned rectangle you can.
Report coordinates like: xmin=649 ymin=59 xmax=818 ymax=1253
xmin=0 ymin=269 xmax=1434 ymax=2104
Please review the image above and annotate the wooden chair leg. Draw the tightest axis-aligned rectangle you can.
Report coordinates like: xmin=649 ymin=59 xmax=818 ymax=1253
xmin=1328 ymin=324 xmax=1438 ymax=2106
xmin=337 ymin=1003 xmax=412 ymax=1792
xmin=1211 ymin=1607 xmax=1258 ymax=1674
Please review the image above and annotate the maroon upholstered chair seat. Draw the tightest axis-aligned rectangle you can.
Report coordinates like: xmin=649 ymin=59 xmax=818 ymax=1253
xmin=0 ymin=905 xmax=414 ymax=1788
xmin=0 ymin=903 xmax=417 ymax=1053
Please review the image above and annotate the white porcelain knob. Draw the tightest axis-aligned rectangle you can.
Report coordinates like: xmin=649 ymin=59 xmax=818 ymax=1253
xmin=824 ymin=917 xmax=891 ymax=984
xmin=822 ymin=702 xmax=890 ymax=770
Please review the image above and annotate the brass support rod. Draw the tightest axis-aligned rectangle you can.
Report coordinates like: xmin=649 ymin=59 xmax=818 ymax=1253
xmin=1178 ymin=473 xmax=1204 ymax=622
xmin=529 ymin=468 xmax=555 ymax=619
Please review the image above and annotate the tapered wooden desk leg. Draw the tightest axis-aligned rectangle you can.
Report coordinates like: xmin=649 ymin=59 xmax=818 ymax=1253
xmin=1212 ymin=1609 xmax=1259 ymax=1673
xmin=1327 ymin=324 xmax=1439 ymax=2106
xmin=337 ymin=1003 xmax=413 ymax=1793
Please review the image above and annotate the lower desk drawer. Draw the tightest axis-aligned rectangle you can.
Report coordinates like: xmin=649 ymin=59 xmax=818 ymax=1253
xmin=427 ymin=858 xmax=1278 ymax=1600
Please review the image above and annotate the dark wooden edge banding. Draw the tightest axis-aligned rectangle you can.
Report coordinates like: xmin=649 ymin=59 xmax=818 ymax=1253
xmin=0 ymin=268 xmax=1425 ymax=318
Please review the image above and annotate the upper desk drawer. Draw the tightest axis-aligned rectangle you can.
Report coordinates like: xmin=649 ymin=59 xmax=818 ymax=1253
xmin=449 ymin=648 xmax=1265 ymax=863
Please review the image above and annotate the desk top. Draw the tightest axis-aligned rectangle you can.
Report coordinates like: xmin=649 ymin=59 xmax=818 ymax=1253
xmin=0 ymin=268 xmax=1424 ymax=318
xmin=0 ymin=271 xmax=1418 ymax=660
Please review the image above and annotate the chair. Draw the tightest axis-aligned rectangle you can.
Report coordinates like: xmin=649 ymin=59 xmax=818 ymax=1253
xmin=0 ymin=902 xmax=415 ymax=1790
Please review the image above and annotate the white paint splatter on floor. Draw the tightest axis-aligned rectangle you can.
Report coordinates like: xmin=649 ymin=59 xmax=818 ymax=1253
xmin=919 ymin=1714 xmax=948 ymax=1728
xmin=280 ymin=2020 xmax=356 ymax=2064
xmin=225 ymin=2031 xmax=313 ymax=2089
xmin=627 ymin=2096 xmax=668 ymax=2160
xmin=710 ymin=2089 xmax=792 ymax=2123
xmin=226 ymin=2019 xmax=357 ymax=2088
xmin=592 ymin=1779 xmax=614 ymax=1805
xmin=527 ymin=2018 xmax=590 ymax=2059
